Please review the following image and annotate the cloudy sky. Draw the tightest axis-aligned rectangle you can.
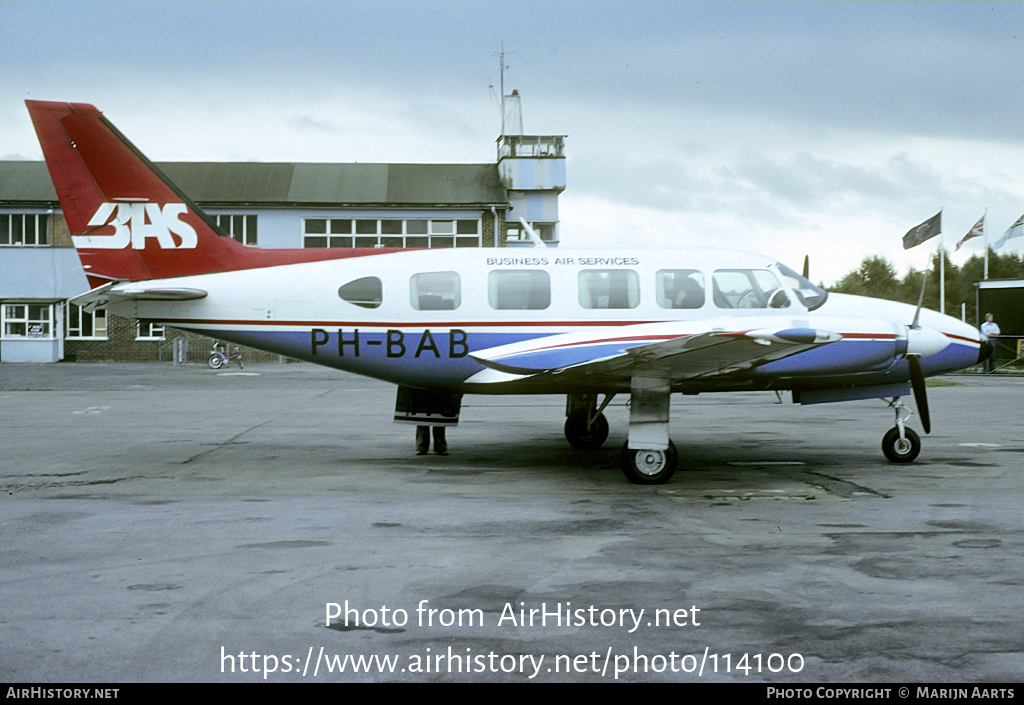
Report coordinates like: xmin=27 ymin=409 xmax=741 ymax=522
xmin=3 ymin=1 xmax=1023 ymax=286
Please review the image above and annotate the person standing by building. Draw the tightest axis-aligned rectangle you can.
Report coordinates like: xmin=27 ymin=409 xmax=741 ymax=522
xmin=981 ymin=313 xmax=1000 ymax=373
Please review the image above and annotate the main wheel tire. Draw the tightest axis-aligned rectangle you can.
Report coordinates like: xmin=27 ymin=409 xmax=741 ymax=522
xmin=882 ymin=426 xmax=920 ymax=463
xmin=620 ymin=441 xmax=678 ymax=484
xmin=208 ymin=353 xmax=224 ymax=369
xmin=564 ymin=409 xmax=610 ymax=450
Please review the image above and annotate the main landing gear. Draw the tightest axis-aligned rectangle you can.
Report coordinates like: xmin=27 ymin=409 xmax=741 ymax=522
xmin=564 ymin=393 xmax=612 ymax=450
xmin=620 ymin=441 xmax=679 ymax=485
xmin=882 ymin=397 xmax=921 ymax=463
xmin=564 ymin=389 xmax=928 ymax=483
xmin=565 ymin=380 xmax=680 ymax=485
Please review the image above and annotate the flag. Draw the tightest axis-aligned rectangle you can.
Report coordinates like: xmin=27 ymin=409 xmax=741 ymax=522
xmin=902 ymin=211 xmax=942 ymax=249
xmin=955 ymin=214 xmax=984 ymax=251
xmin=992 ymin=212 xmax=1024 ymax=251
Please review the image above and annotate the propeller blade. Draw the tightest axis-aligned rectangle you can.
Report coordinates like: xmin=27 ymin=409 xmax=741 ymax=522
xmin=911 ymin=268 xmax=928 ymax=329
xmin=908 ymin=356 xmax=931 ymax=434
xmin=802 ymin=255 xmax=810 ymax=279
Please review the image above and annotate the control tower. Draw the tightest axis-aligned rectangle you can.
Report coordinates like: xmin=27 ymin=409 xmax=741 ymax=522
xmin=496 ymin=91 xmax=566 ymax=246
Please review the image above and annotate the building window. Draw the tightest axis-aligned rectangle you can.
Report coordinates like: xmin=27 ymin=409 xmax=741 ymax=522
xmin=2 ymin=303 xmax=54 ymax=339
xmin=0 ymin=214 xmax=50 ymax=247
xmin=136 ymin=321 xmax=165 ymax=340
xmin=214 ymin=215 xmax=258 ymax=246
xmin=303 ymin=217 xmax=480 ymax=249
xmin=505 ymin=221 xmax=556 ymax=244
xmin=66 ymin=305 xmax=108 ymax=340
xmin=455 ymin=220 xmax=482 ymax=248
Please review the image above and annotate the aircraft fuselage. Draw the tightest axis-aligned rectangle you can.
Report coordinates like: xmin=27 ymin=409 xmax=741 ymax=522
xmin=106 ymin=247 xmax=980 ymax=395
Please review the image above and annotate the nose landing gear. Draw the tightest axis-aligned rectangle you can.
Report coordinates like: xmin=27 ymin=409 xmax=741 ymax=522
xmin=882 ymin=397 xmax=921 ymax=463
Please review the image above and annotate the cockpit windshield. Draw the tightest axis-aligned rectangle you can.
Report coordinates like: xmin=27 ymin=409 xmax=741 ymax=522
xmin=776 ymin=263 xmax=828 ymax=310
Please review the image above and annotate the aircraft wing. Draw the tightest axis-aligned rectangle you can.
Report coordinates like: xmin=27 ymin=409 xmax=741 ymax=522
xmin=468 ymin=320 xmax=841 ymax=385
xmin=71 ymin=282 xmax=208 ymax=312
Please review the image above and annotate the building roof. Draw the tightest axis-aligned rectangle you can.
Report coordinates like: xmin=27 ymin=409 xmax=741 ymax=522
xmin=0 ymin=161 xmax=507 ymax=208
xmin=0 ymin=161 xmax=58 ymax=205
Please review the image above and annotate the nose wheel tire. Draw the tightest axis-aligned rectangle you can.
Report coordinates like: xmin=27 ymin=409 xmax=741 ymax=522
xmin=208 ymin=354 xmax=225 ymax=369
xmin=882 ymin=427 xmax=920 ymax=463
xmin=620 ymin=441 xmax=678 ymax=484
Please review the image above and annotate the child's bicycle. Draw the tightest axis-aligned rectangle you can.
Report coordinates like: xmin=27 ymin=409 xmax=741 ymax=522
xmin=208 ymin=342 xmax=243 ymax=369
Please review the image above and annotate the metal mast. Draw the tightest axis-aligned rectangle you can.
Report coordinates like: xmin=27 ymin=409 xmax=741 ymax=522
xmin=499 ymin=43 xmax=508 ymax=136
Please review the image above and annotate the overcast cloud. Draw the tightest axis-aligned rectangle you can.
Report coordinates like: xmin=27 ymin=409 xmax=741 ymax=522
xmin=3 ymin=1 xmax=1023 ymax=286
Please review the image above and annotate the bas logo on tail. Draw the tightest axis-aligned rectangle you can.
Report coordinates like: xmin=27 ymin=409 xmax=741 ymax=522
xmin=73 ymin=201 xmax=198 ymax=250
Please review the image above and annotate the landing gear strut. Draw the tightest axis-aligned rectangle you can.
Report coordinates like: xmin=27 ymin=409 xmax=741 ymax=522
xmin=882 ymin=397 xmax=921 ymax=463
xmin=621 ymin=376 xmax=678 ymax=484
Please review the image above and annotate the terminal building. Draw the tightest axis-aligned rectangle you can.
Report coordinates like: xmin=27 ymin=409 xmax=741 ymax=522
xmin=0 ymin=125 xmax=566 ymax=363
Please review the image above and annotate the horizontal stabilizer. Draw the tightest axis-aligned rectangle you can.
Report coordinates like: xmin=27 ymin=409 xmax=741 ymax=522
xmin=115 ymin=287 xmax=208 ymax=301
xmin=71 ymin=283 xmax=207 ymax=312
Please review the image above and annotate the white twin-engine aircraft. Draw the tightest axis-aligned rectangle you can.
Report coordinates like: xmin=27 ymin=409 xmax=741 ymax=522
xmin=28 ymin=100 xmax=989 ymax=483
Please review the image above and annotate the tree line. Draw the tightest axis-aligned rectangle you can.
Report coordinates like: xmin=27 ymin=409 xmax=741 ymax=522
xmin=827 ymin=250 xmax=1024 ymax=325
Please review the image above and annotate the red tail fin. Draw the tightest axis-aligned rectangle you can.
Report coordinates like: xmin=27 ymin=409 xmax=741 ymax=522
xmin=27 ymin=100 xmax=393 ymax=288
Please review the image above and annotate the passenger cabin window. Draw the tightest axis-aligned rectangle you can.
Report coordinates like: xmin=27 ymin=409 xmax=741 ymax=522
xmin=657 ymin=269 xmax=705 ymax=309
xmin=488 ymin=270 xmax=551 ymax=310
xmin=338 ymin=277 xmax=383 ymax=309
xmin=578 ymin=270 xmax=640 ymax=309
xmin=712 ymin=269 xmax=790 ymax=309
xmin=411 ymin=271 xmax=461 ymax=310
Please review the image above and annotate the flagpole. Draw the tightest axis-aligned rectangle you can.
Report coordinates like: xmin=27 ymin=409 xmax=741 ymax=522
xmin=936 ymin=209 xmax=944 ymax=315
xmin=984 ymin=208 xmax=989 ymax=280
xmin=939 ymin=231 xmax=945 ymax=315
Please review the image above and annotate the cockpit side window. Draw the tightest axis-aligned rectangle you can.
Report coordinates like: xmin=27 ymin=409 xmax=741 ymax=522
xmin=657 ymin=269 xmax=705 ymax=309
xmin=776 ymin=263 xmax=828 ymax=310
xmin=712 ymin=269 xmax=790 ymax=309
xmin=410 ymin=271 xmax=461 ymax=311
xmin=338 ymin=276 xmax=383 ymax=309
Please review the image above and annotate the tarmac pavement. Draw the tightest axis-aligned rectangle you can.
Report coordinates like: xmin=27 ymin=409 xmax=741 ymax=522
xmin=1 ymin=362 xmax=1022 ymax=683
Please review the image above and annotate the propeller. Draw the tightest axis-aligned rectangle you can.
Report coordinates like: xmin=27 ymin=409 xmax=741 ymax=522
xmin=907 ymin=355 xmax=930 ymax=434
xmin=904 ymin=269 xmax=941 ymax=434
